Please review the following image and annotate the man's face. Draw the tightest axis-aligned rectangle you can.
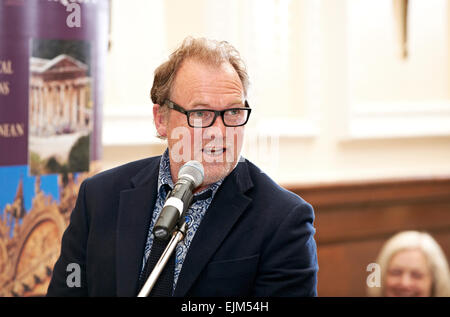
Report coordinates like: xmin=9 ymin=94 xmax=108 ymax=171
xmin=154 ymin=58 xmax=246 ymax=190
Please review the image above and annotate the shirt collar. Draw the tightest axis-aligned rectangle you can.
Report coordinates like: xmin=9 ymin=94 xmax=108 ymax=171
xmin=157 ymin=149 xmax=224 ymax=202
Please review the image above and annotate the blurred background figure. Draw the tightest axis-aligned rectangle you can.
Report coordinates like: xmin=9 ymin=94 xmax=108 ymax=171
xmin=368 ymin=231 xmax=450 ymax=297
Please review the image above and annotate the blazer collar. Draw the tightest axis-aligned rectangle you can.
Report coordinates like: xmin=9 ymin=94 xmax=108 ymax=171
xmin=116 ymin=156 xmax=161 ymax=296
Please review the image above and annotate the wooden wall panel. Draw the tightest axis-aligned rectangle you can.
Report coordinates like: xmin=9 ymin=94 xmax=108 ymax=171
xmin=286 ymin=177 xmax=450 ymax=297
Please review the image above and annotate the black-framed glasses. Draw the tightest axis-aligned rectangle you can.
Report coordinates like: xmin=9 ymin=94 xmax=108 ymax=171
xmin=164 ymin=99 xmax=252 ymax=128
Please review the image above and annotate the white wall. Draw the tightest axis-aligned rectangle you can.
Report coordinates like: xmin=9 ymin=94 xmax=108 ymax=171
xmin=102 ymin=0 xmax=450 ymax=185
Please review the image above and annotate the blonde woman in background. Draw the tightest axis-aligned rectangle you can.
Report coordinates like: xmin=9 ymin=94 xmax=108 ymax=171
xmin=368 ymin=231 xmax=450 ymax=297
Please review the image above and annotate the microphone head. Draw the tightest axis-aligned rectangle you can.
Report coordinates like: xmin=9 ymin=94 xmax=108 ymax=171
xmin=178 ymin=160 xmax=204 ymax=188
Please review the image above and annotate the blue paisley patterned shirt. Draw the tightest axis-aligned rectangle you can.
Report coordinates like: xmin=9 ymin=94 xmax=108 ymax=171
xmin=140 ymin=149 xmax=223 ymax=293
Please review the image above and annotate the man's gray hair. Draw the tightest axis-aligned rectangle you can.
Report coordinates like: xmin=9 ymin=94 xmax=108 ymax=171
xmin=151 ymin=36 xmax=249 ymax=106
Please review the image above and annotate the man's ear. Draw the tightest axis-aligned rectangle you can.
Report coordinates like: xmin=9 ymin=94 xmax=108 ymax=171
xmin=153 ymin=104 xmax=168 ymax=137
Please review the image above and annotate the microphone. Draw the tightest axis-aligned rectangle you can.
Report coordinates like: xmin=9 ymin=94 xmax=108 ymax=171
xmin=153 ymin=160 xmax=204 ymax=240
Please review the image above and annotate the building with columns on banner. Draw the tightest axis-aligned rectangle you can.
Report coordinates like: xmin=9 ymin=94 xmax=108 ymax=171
xmin=29 ymin=54 xmax=92 ymax=137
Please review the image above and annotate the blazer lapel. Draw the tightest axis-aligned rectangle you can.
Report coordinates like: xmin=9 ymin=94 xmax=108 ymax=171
xmin=116 ymin=159 xmax=160 ymax=296
xmin=173 ymin=161 xmax=254 ymax=297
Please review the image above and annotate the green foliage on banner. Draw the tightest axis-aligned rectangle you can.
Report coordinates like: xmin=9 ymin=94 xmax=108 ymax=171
xmin=29 ymin=134 xmax=90 ymax=176
xmin=68 ymin=134 xmax=90 ymax=172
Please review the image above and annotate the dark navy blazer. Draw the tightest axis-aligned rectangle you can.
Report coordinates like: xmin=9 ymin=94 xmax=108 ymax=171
xmin=47 ymin=156 xmax=318 ymax=296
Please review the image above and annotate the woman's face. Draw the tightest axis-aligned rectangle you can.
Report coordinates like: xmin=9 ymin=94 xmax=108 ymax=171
xmin=384 ymin=249 xmax=433 ymax=297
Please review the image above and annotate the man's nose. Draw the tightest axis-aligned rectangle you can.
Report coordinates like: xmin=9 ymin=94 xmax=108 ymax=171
xmin=211 ymin=114 xmax=226 ymax=129
xmin=204 ymin=114 xmax=227 ymax=135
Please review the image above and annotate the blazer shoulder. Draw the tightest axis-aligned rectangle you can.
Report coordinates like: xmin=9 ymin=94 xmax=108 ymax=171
xmin=243 ymin=158 xmax=311 ymax=207
xmin=84 ymin=156 xmax=160 ymax=191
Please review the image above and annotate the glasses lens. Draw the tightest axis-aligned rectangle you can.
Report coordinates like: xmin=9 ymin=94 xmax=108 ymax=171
xmin=189 ymin=110 xmax=215 ymax=127
xmin=223 ymin=109 xmax=249 ymax=126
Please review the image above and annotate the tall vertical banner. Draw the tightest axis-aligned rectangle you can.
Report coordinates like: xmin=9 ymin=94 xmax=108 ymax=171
xmin=0 ymin=0 xmax=109 ymax=296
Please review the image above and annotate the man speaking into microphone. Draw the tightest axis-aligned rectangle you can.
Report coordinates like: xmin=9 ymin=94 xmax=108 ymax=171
xmin=47 ymin=37 xmax=318 ymax=297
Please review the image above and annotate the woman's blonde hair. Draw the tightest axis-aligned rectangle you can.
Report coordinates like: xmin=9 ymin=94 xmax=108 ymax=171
xmin=368 ymin=231 xmax=450 ymax=297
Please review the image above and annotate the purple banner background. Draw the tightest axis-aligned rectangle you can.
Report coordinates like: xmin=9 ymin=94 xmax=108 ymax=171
xmin=0 ymin=0 xmax=109 ymax=166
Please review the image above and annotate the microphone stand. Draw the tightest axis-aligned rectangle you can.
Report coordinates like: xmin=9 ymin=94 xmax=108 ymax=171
xmin=137 ymin=222 xmax=188 ymax=297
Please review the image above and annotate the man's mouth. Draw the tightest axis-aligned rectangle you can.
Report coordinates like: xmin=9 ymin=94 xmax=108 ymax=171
xmin=202 ymin=147 xmax=226 ymax=156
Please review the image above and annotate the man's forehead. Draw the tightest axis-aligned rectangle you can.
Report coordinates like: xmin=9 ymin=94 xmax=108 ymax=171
xmin=175 ymin=58 xmax=240 ymax=82
xmin=171 ymin=59 xmax=244 ymax=105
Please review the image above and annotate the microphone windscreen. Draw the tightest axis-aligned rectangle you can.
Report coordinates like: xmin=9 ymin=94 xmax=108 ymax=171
xmin=178 ymin=160 xmax=204 ymax=188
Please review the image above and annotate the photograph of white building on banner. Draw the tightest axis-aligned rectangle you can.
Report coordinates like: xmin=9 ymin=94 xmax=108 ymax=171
xmin=28 ymin=39 xmax=92 ymax=175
